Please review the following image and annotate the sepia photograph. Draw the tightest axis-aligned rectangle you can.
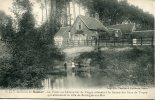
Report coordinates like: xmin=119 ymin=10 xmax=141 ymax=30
xmin=0 ymin=0 xmax=154 ymax=98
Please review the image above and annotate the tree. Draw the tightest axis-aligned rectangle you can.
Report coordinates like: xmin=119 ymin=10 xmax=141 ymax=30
xmin=0 ymin=0 xmax=65 ymax=88
xmin=48 ymin=0 xmax=72 ymax=39
xmin=78 ymin=0 xmax=154 ymax=29
xmin=37 ymin=0 xmax=45 ymax=22
xmin=49 ymin=0 xmax=56 ymax=39
xmin=0 ymin=11 xmax=15 ymax=87
xmin=44 ymin=0 xmax=48 ymax=22
xmin=67 ymin=0 xmax=71 ymax=26
xmin=72 ymin=0 xmax=76 ymax=21
xmin=0 ymin=11 xmax=14 ymax=41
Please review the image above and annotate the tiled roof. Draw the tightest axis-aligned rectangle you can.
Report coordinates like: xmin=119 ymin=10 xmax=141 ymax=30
xmin=54 ymin=26 xmax=70 ymax=37
xmin=79 ymin=15 xmax=109 ymax=32
xmin=132 ymin=30 xmax=154 ymax=38
xmin=107 ymin=23 xmax=135 ymax=34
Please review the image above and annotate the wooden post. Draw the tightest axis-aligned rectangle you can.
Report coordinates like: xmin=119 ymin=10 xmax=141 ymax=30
xmin=131 ymin=36 xmax=133 ymax=46
xmin=78 ymin=40 xmax=80 ymax=46
xmin=106 ymin=38 xmax=107 ymax=46
xmin=67 ymin=40 xmax=69 ymax=47
xmin=114 ymin=37 xmax=115 ymax=46
xmin=98 ymin=38 xmax=100 ymax=47
xmin=122 ymin=37 xmax=124 ymax=46
xmin=87 ymin=39 xmax=88 ymax=46
xmin=141 ymin=37 xmax=142 ymax=46
xmin=152 ymin=37 xmax=154 ymax=46
xmin=73 ymin=40 xmax=74 ymax=47
xmin=95 ymin=38 xmax=97 ymax=46
xmin=97 ymin=38 xmax=100 ymax=51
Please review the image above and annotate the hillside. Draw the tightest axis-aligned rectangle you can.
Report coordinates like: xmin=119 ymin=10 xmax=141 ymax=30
xmin=74 ymin=46 xmax=154 ymax=86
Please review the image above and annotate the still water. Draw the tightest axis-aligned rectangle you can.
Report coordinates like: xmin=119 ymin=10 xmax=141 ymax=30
xmin=42 ymin=71 xmax=113 ymax=89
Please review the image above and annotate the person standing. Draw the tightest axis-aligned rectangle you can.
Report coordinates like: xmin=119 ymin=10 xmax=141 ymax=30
xmin=64 ymin=62 xmax=67 ymax=71
xmin=95 ymin=37 xmax=97 ymax=46
xmin=71 ymin=61 xmax=75 ymax=72
xmin=77 ymin=62 xmax=81 ymax=69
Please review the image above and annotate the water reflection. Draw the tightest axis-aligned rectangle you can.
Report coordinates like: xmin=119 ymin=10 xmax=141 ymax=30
xmin=42 ymin=71 xmax=95 ymax=89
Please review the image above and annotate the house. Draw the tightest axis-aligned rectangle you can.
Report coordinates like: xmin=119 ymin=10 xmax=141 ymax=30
xmin=54 ymin=15 xmax=140 ymax=47
xmin=107 ymin=23 xmax=136 ymax=38
xmin=107 ymin=28 xmax=122 ymax=38
xmin=69 ymin=15 xmax=109 ymax=41
xmin=54 ymin=15 xmax=109 ymax=46
xmin=54 ymin=26 xmax=70 ymax=46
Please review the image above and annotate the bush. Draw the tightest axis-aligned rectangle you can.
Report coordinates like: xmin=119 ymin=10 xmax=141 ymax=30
xmin=75 ymin=50 xmax=107 ymax=69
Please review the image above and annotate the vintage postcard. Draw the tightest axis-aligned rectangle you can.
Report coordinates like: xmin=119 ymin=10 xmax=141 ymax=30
xmin=0 ymin=0 xmax=155 ymax=99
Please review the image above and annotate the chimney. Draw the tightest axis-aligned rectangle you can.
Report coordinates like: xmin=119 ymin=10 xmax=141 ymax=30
xmin=95 ymin=13 xmax=99 ymax=20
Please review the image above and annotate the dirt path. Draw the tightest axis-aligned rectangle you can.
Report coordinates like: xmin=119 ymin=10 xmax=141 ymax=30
xmin=63 ymin=47 xmax=94 ymax=58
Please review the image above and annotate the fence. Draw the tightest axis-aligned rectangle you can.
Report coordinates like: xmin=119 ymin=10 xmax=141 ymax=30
xmin=55 ymin=37 xmax=154 ymax=48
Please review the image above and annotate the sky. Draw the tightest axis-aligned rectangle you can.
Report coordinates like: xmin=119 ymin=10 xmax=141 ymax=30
xmin=127 ymin=0 xmax=155 ymax=16
xmin=0 ymin=0 xmax=154 ymax=25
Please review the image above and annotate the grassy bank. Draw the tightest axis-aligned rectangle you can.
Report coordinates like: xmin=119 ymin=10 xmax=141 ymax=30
xmin=75 ymin=46 xmax=154 ymax=86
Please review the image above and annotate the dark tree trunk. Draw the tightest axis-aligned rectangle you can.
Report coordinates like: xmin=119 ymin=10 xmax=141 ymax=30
xmin=79 ymin=3 xmax=81 ymax=15
xmin=41 ymin=7 xmax=44 ymax=22
xmin=68 ymin=1 xmax=71 ymax=26
xmin=64 ymin=0 xmax=68 ymax=26
xmin=72 ymin=0 xmax=76 ymax=21
xmin=45 ymin=0 xmax=48 ymax=22
xmin=49 ymin=0 xmax=56 ymax=35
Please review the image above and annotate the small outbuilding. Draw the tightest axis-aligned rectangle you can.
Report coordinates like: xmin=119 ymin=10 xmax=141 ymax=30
xmin=132 ymin=30 xmax=154 ymax=38
xmin=107 ymin=23 xmax=136 ymax=38
xmin=131 ymin=30 xmax=154 ymax=45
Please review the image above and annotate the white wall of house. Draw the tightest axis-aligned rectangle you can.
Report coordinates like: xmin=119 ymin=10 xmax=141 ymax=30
xmin=54 ymin=36 xmax=63 ymax=46
xmin=133 ymin=39 xmax=137 ymax=45
xmin=70 ymin=17 xmax=95 ymax=41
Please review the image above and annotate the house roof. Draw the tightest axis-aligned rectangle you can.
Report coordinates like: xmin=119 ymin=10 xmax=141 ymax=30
xmin=78 ymin=15 xmax=109 ymax=32
xmin=107 ymin=23 xmax=135 ymax=34
xmin=55 ymin=26 xmax=70 ymax=37
xmin=132 ymin=30 xmax=154 ymax=38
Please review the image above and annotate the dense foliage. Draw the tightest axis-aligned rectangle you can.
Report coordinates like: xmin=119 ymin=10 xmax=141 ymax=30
xmin=0 ymin=0 xmax=64 ymax=88
xmin=78 ymin=0 xmax=154 ymax=30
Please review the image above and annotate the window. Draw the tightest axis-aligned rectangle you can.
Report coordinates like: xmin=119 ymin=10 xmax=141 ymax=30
xmin=76 ymin=21 xmax=83 ymax=30
xmin=79 ymin=24 xmax=81 ymax=30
